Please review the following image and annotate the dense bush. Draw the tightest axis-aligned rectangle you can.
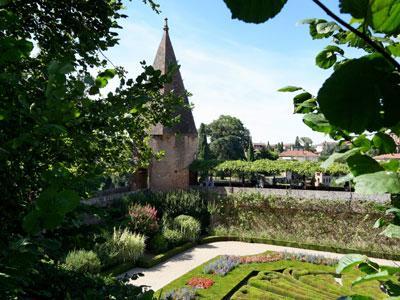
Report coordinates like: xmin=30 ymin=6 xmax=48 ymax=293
xmin=128 ymin=203 xmax=159 ymax=236
xmin=127 ymin=190 xmax=210 ymax=232
xmin=163 ymin=229 xmax=184 ymax=248
xmin=173 ymin=215 xmax=201 ymax=242
xmin=98 ymin=228 xmax=145 ymax=266
xmin=63 ymin=250 xmax=101 ymax=274
xmin=148 ymin=233 xmax=169 ymax=254
xmin=23 ymin=261 xmax=152 ymax=299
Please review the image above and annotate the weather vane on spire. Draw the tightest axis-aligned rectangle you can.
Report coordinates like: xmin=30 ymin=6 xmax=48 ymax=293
xmin=164 ymin=18 xmax=169 ymax=31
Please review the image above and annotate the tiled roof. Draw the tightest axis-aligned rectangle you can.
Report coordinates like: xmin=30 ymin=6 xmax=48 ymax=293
xmin=374 ymin=153 xmax=400 ymax=160
xmin=279 ymin=150 xmax=319 ymax=157
xmin=150 ymin=20 xmax=197 ymax=136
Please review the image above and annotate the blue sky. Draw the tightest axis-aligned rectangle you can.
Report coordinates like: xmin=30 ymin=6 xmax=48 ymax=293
xmin=106 ymin=1 xmax=348 ymax=144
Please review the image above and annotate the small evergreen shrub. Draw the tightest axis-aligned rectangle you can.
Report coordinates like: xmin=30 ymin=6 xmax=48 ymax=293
xmin=99 ymin=227 xmax=145 ymax=265
xmin=163 ymin=287 xmax=197 ymax=300
xmin=149 ymin=233 xmax=169 ymax=254
xmin=173 ymin=215 xmax=201 ymax=242
xmin=64 ymin=250 xmax=101 ymax=274
xmin=128 ymin=203 xmax=159 ymax=236
xmin=163 ymin=228 xmax=184 ymax=247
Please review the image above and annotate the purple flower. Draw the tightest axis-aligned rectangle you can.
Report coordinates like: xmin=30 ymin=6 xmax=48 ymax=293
xmin=203 ymin=255 xmax=240 ymax=276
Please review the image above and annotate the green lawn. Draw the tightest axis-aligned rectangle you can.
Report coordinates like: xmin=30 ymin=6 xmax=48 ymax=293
xmin=156 ymin=253 xmax=387 ymax=300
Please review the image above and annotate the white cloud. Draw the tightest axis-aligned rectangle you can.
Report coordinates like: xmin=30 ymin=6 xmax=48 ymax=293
xmin=106 ymin=19 xmax=333 ymax=145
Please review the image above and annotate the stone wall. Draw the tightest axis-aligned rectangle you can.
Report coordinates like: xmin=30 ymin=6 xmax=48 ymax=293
xmin=208 ymin=186 xmax=391 ymax=203
xmin=82 ymin=190 xmax=138 ymax=207
xmin=149 ymin=133 xmax=197 ymax=191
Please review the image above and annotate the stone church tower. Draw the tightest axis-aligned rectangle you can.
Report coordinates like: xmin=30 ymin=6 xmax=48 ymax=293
xmin=136 ymin=19 xmax=198 ymax=191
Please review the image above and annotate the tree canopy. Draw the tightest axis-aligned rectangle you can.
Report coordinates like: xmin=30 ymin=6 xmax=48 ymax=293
xmin=207 ymin=115 xmax=250 ymax=160
xmin=0 ymin=0 xmax=182 ymax=297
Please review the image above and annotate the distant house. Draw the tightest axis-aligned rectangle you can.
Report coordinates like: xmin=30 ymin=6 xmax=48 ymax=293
xmin=374 ymin=153 xmax=400 ymax=161
xmin=314 ymin=172 xmax=332 ymax=187
xmin=253 ymin=143 xmax=267 ymax=151
xmin=279 ymin=150 xmax=319 ymax=161
xmin=315 ymin=142 xmax=336 ymax=154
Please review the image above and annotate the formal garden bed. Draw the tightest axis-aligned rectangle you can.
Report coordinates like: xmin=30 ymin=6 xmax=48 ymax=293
xmin=56 ymin=189 xmax=400 ymax=279
xmin=156 ymin=252 xmax=389 ymax=299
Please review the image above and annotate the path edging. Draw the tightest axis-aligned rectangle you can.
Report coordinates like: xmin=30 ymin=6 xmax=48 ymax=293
xmin=108 ymin=235 xmax=400 ymax=276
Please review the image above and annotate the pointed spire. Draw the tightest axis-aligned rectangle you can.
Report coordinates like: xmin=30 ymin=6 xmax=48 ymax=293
xmin=164 ymin=17 xmax=169 ymax=32
xmin=151 ymin=19 xmax=197 ymax=136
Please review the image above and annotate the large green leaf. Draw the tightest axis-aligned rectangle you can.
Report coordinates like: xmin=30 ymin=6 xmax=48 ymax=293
xmin=321 ymin=148 xmax=360 ymax=168
xmin=352 ymin=270 xmax=391 ymax=286
xmin=380 ymin=224 xmax=400 ymax=238
xmin=382 ymin=159 xmax=400 ymax=172
xmin=354 ymin=171 xmax=400 ymax=194
xmin=370 ymin=0 xmax=400 ymax=35
xmin=22 ymin=210 xmax=41 ymax=234
xmin=316 ymin=22 xmax=340 ymax=34
xmin=336 ymin=254 xmax=369 ymax=273
xmin=316 ymin=45 xmax=344 ymax=69
xmin=223 ymin=0 xmax=288 ymax=24
xmin=353 ymin=135 xmax=372 ymax=152
xmin=373 ymin=132 xmax=396 ymax=154
xmin=301 ymin=19 xmax=334 ymax=40
xmin=346 ymin=153 xmax=383 ymax=176
xmin=278 ymin=86 xmax=303 ymax=92
xmin=293 ymin=92 xmax=314 ymax=114
xmin=339 ymin=0 xmax=369 ymax=19
xmin=303 ymin=113 xmax=332 ymax=133
xmin=388 ymin=44 xmax=400 ymax=57
xmin=317 ymin=54 xmax=393 ymax=133
xmin=294 ymin=99 xmax=316 ymax=114
xmin=24 ymin=188 xmax=80 ymax=233
xmin=380 ymin=72 xmax=400 ymax=128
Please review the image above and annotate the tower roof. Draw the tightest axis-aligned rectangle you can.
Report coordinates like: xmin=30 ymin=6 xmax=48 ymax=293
xmin=151 ymin=18 xmax=197 ymax=136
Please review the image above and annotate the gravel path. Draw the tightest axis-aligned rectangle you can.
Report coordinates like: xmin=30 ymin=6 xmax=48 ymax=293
xmin=122 ymin=241 xmax=399 ymax=291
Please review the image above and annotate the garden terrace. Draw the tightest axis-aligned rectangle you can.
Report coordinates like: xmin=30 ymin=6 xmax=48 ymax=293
xmin=156 ymin=251 xmax=389 ymax=299
xmin=209 ymin=191 xmax=399 ymax=256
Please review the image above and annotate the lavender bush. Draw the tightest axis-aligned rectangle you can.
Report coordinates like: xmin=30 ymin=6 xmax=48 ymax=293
xmin=163 ymin=287 xmax=197 ymax=300
xmin=282 ymin=251 xmax=338 ymax=266
xmin=203 ymin=255 xmax=240 ymax=276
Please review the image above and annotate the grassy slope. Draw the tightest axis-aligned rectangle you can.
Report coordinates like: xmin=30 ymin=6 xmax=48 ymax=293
xmin=156 ymin=255 xmax=387 ymax=300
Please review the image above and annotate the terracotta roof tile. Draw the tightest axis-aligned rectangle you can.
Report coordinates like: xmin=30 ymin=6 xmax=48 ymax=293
xmin=374 ymin=153 xmax=400 ymax=160
xmin=279 ymin=150 xmax=319 ymax=157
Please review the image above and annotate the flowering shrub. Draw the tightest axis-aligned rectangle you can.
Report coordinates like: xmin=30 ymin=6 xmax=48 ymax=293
xmin=186 ymin=277 xmax=214 ymax=289
xmin=203 ymin=255 xmax=240 ymax=276
xmin=239 ymin=253 xmax=283 ymax=264
xmin=282 ymin=252 xmax=338 ymax=266
xmin=163 ymin=287 xmax=197 ymax=300
xmin=128 ymin=203 xmax=159 ymax=236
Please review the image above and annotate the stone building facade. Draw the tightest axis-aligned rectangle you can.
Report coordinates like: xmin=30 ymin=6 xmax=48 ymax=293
xmin=133 ymin=19 xmax=198 ymax=191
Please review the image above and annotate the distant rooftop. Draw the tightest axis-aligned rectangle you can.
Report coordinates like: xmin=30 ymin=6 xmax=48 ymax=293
xmin=279 ymin=150 xmax=319 ymax=157
xmin=374 ymin=153 xmax=400 ymax=160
